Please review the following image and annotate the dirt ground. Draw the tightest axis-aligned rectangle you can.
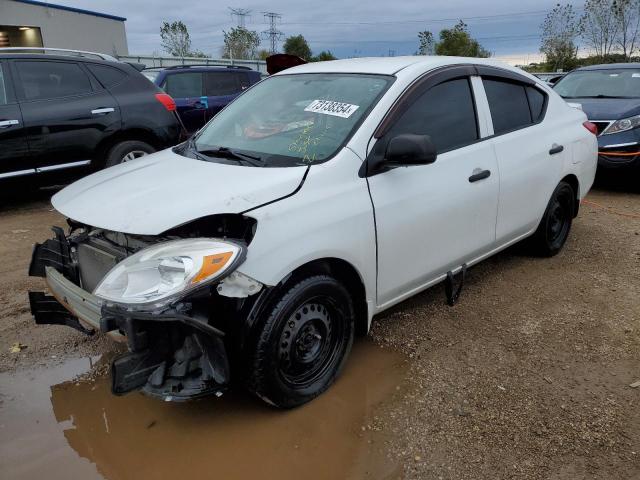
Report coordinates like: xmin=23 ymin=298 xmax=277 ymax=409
xmin=0 ymin=178 xmax=639 ymax=479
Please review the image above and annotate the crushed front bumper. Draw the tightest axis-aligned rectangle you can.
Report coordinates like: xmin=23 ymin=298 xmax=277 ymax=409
xmin=29 ymin=238 xmax=230 ymax=401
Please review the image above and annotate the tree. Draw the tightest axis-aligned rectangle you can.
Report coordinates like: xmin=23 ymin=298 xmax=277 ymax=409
xmin=613 ymin=0 xmax=640 ymax=60
xmin=312 ymin=50 xmax=337 ymax=62
xmin=283 ymin=35 xmax=312 ymax=60
xmin=580 ymin=0 xmax=620 ymax=57
xmin=257 ymin=49 xmax=271 ymax=60
xmin=222 ymin=27 xmax=260 ymax=60
xmin=540 ymin=4 xmax=580 ymax=71
xmin=160 ymin=21 xmax=192 ymax=57
xmin=434 ymin=21 xmax=490 ymax=57
xmin=417 ymin=30 xmax=435 ymax=55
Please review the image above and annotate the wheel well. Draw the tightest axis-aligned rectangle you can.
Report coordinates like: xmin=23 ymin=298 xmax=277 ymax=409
xmin=561 ymin=174 xmax=580 ymax=217
xmin=280 ymin=258 xmax=369 ymax=337
xmin=94 ymin=129 xmax=162 ymax=169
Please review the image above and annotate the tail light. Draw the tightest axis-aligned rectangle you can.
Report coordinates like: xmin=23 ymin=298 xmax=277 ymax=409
xmin=583 ymin=121 xmax=598 ymax=135
xmin=155 ymin=93 xmax=176 ymax=112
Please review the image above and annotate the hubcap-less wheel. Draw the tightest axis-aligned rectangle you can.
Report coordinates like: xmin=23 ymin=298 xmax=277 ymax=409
xmin=122 ymin=150 xmax=148 ymax=162
xmin=545 ymin=188 xmax=572 ymax=247
xmin=278 ymin=299 xmax=344 ymax=388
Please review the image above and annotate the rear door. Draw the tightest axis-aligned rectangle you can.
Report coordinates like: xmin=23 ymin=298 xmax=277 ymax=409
xmin=0 ymin=60 xmax=30 ymax=178
xmin=479 ymin=74 xmax=559 ymax=243
xmin=162 ymin=71 xmax=207 ymax=134
xmin=12 ymin=59 xmax=122 ymax=171
xmin=204 ymin=71 xmax=248 ymax=120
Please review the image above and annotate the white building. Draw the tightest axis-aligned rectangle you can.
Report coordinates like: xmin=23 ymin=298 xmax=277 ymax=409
xmin=0 ymin=0 xmax=128 ymax=56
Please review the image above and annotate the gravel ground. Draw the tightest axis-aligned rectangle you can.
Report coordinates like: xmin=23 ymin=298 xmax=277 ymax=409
xmin=0 ymin=179 xmax=638 ymax=479
xmin=369 ymin=179 xmax=640 ymax=479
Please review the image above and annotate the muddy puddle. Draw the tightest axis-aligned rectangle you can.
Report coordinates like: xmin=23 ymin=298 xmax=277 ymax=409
xmin=0 ymin=341 xmax=405 ymax=480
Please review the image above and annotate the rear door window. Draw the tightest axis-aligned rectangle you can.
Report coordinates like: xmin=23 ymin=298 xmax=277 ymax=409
xmin=483 ymin=79 xmax=533 ymax=135
xmin=164 ymin=72 xmax=203 ymax=98
xmin=387 ymin=77 xmax=479 ymax=154
xmin=205 ymin=72 xmax=242 ymax=96
xmin=87 ymin=64 xmax=127 ymax=87
xmin=15 ymin=61 xmax=93 ymax=100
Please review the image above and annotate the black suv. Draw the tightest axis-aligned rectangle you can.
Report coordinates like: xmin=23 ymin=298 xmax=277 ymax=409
xmin=0 ymin=48 xmax=182 ymax=184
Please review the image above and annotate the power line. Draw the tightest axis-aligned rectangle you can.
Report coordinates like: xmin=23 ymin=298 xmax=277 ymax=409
xmin=261 ymin=12 xmax=284 ymax=54
xmin=229 ymin=8 xmax=251 ymax=28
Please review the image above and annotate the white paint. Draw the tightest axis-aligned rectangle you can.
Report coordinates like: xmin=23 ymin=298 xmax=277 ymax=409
xmin=52 ymin=57 xmax=597 ymax=330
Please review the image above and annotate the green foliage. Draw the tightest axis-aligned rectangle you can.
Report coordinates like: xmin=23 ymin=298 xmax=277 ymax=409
xmin=540 ymin=4 xmax=580 ymax=71
xmin=417 ymin=31 xmax=435 ymax=55
xmin=434 ymin=21 xmax=490 ymax=57
xmin=283 ymin=35 xmax=313 ymax=60
xmin=222 ymin=27 xmax=261 ymax=60
xmin=160 ymin=21 xmax=192 ymax=57
xmin=580 ymin=0 xmax=620 ymax=57
xmin=311 ymin=50 xmax=337 ymax=62
xmin=257 ymin=49 xmax=271 ymax=61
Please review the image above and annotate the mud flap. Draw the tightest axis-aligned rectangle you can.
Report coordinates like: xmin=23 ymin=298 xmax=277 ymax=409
xmin=28 ymin=291 xmax=95 ymax=336
xmin=111 ymin=333 xmax=230 ymax=401
xmin=445 ymin=263 xmax=467 ymax=307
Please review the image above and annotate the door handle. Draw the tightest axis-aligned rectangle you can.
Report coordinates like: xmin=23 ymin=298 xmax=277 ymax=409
xmin=91 ymin=107 xmax=115 ymax=115
xmin=0 ymin=119 xmax=19 ymax=128
xmin=468 ymin=169 xmax=491 ymax=183
xmin=549 ymin=143 xmax=564 ymax=155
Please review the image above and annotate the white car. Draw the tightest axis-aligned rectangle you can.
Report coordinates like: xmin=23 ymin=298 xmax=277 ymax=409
xmin=29 ymin=56 xmax=598 ymax=407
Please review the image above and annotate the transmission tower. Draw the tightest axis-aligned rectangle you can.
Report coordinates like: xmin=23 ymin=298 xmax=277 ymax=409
xmin=229 ymin=8 xmax=251 ymax=28
xmin=261 ymin=12 xmax=284 ymax=53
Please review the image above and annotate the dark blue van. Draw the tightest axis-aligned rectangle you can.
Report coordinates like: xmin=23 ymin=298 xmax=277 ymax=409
xmin=554 ymin=63 xmax=640 ymax=172
xmin=143 ymin=65 xmax=262 ymax=134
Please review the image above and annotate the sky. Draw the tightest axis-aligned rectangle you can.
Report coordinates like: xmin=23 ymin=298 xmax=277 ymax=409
xmin=53 ymin=0 xmax=584 ymax=64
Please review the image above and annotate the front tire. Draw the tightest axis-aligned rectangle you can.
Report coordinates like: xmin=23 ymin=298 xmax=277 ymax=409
xmin=245 ymin=275 xmax=355 ymax=408
xmin=528 ymin=181 xmax=576 ymax=256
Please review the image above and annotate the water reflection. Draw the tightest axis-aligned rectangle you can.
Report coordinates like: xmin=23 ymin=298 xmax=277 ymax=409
xmin=3 ymin=341 xmax=404 ymax=480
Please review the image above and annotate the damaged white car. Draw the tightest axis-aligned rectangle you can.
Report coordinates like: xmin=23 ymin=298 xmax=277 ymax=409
xmin=29 ymin=57 xmax=597 ymax=407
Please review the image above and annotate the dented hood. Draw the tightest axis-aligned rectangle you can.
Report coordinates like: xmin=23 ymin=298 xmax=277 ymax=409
xmin=52 ymin=149 xmax=307 ymax=235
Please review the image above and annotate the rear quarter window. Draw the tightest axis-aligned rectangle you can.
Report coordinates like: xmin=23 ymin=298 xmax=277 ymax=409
xmin=526 ymin=86 xmax=546 ymax=123
xmin=87 ymin=64 xmax=127 ymax=87
xmin=205 ymin=72 xmax=242 ymax=96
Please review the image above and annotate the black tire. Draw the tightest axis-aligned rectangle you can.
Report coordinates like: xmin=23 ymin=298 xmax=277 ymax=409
xmin=245 ymin=275 xmax=355 ymax=408
xmin=103 ymin=140 xmax=155 ymax=168
xmin=528 ymin=181 xmax=576 ymax=257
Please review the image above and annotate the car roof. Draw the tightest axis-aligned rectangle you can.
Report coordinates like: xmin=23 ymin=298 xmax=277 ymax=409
xmin=574 ymin=63 xmax=640 ymax=71
xmin=276 ymin=55 xmax=530 ymax=77
xmin=0 ymin=53 xmax=121 ymax=66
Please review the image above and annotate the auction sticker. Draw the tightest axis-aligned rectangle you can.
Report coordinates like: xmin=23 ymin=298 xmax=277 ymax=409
xmin=304 ymin=100 xmax=359 ymax=118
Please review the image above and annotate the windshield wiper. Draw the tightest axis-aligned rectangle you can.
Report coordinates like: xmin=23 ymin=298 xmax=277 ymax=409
xmin=195 ymin=146 xmax=264 ymax=167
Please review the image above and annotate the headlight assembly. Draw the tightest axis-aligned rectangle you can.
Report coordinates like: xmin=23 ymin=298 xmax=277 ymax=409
xmin=603 ymin=114 xmax=640 ymax=135
xmin=93 ymin=239 xmax=245 ymax=306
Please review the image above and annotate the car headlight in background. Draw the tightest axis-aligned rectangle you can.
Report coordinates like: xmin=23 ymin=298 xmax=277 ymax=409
xmin=603 ymin=114 xmax=640 ymax=135
xmin=93 ymin=239 xmax=245 ymax=305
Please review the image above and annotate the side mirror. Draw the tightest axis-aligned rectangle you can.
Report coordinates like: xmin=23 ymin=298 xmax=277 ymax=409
xmin=385 ymin=134 xmax=437 ymax=166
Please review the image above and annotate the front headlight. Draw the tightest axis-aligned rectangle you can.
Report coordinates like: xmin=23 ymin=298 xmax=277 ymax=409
xmin=603 ymin=114 xmax=640 ymax=135
xmin=93 ymin=238 xmax=245 ymax=305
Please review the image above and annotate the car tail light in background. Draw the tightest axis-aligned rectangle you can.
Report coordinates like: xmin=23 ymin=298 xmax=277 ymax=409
xmin=155 ymin=93 xmax=176 ymax=112
xmin=583 ymin=121 xmax=598 ymax=135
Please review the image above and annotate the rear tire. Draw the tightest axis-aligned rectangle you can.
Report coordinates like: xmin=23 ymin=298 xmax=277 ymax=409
xmin=245 ymin=275 xmax=355 ymax=408
xmin=103 ymin=140 xmax=155 ymax=168
xmin=527 ymin=181 xmax=576 ymax=257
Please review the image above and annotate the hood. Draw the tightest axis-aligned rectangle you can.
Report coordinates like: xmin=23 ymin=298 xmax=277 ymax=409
xmin=52 ymin=149 xmax=307 ymax=235
xmin=566 ymin=97 xmax=640 ymax=120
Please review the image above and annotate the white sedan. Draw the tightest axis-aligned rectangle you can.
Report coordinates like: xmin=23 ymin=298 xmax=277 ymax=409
xmin=29 ymin=56 xmax=597 ymax=407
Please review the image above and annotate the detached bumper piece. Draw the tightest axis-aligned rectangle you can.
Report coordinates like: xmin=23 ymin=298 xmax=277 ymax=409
xmin=29 ymin=239 xmax=231 ymax=401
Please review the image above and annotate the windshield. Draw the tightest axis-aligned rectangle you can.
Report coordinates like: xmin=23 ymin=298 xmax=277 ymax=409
xmin=191 ymin=73 xmax=393 ymax=166
xmin=554 ymin=68 xmax=640 ymax=98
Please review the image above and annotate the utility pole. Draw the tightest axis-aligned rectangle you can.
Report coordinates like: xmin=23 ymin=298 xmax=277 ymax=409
xmin=261 ymin=12 xmax=283 ymax=54
xmin=229 ymin=8 xmax=251 ymax=28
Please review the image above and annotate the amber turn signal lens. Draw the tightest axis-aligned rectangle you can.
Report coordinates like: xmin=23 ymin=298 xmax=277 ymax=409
xmin=191 ymin=252 xmax=233 ymax=284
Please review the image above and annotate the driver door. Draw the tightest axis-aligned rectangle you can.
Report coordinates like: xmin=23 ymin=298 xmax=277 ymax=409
xmin=366 ymin=74 xmax=499 ymax=306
